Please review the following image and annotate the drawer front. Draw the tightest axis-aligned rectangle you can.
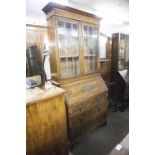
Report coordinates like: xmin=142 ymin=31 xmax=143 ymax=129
xmin=68 ymin=92 xmax=108 ymax=116
xmin=67 ymin=92 xmax=108 ymax=142
xmin=70 ymin=103 xmax=105 ymax=129
xmin=70 ymin=112 xmax=107 ymax=141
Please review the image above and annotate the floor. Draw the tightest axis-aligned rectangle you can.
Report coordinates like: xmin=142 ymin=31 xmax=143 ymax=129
xmin=70 ymin=106 xmax=129 ymax=155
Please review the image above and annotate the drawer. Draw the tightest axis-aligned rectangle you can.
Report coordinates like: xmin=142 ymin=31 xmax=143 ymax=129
xmin=70 ymin=103 xmax=106 ymax=128
xmin=70 ymin=112 xmax=107 ymax=141
xmin=68 ymin=92 xmax=108 ymax=116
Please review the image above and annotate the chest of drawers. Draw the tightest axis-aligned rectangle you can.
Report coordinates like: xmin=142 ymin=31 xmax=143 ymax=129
xmin=26 ymin=84 xmax=68 ymax=155
xmin=62 ymin=75 xmax=108 ymax=142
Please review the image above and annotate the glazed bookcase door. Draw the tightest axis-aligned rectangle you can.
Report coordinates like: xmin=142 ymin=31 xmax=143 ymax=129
xmin=125 ymin=36 xmax=129 ymax=63
xmin=56 ymin=18 xmax=80 ymax=79
xmin=82 ymin=24 xmax=99 ymax=74
xmin=118 ymin=35 xmax=129 ymax=70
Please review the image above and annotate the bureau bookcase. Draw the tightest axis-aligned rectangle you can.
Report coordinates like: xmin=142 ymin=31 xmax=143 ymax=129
xmin=43 ymin=2 xmax=108 ymax=142
xmin=111 ymin=33 xmax=129 ymax=111
xmin=111 ymin=33 xmax=129 ymax=72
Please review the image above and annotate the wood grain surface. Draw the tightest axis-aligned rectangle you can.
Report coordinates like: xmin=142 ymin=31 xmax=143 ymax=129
xmin=26 ymin=84 xmax=68 ymax=155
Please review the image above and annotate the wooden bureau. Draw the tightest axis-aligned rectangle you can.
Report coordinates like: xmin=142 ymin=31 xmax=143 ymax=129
xmin=61 ymin=75 xmax=108 ymax=142
xmin=26 ymin=84 xmax=68 ymax=155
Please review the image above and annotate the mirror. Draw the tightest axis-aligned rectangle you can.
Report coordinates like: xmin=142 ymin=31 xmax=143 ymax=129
xmin=26 ymin=44 xmax=46 ymax=87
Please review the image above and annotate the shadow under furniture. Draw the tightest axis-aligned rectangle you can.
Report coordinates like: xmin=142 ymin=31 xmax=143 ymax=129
xmin=105 ymin=81 xmax=117 ymax=112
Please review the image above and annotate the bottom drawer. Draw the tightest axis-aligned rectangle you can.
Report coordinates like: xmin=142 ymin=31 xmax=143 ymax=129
xmin=69 ymin=111 xmax=107 ymax=142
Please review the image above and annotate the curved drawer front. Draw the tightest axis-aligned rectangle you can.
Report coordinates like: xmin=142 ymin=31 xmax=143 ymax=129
xmin=70 ymin=103 xmax=106 ymax=128
xmin=68 ymin=92 xmax=108 ymax=116
xmin=68 ymin=93 xmax=108 ymax=141
xmin=70 ymin=112 xmax=107 ymax=141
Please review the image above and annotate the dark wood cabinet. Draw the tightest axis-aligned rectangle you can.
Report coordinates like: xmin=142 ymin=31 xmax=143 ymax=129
xmin=111 ymin=33 xmax=129 ymax=72
xmin=113 ymin=69 xmax=129 ymax=111
xmin=111 ymin=33 xmax=129 ymax=111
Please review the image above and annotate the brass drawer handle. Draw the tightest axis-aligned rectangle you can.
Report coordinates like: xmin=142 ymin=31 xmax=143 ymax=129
xmin=79 ymin=105 xmax=84 ymax=111
xmin=96 ymin=96 xmax=101 ymax=102
xmin=89 ymin=100 xmax=95 ymax=104
xmin=78 ymin=117 xmax=85 ymax=123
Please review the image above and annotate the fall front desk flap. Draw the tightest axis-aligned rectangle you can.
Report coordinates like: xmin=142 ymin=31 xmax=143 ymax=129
xmin=61 ymin=75 xmax=108 ymax=105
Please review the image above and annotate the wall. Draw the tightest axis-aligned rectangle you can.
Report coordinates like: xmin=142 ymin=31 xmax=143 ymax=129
xmin=26 ymin=0 xmax=129 ymax=37
xmin=26 ymin=24 xmax=51 ymax=80
xmin=100 ymin=33 xmax=112 ymax=82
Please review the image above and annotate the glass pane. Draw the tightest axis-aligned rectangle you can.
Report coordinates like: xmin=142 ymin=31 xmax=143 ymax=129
xmin=119 ymin=48 xmax=125 ymax=60
xmin=99 ymin=35 xmax=107 ymax=59
xmin=57 ymin=19 xmax=80 ymax=79
xmin=83 ymin=25 xmax=98 ymax=74
xmin=125 ymin=37 xmax=129 ymax=62
xmin=118 ymin=35 xmax=129 ymax=70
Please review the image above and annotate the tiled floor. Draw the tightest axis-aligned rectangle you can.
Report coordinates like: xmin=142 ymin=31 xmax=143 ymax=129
xmin=70 ymin=107 xmax=129 ymax=155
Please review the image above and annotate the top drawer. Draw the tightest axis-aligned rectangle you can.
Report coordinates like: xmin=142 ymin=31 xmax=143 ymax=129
xmin=68 ymin=92 xmax=108 ymax=116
